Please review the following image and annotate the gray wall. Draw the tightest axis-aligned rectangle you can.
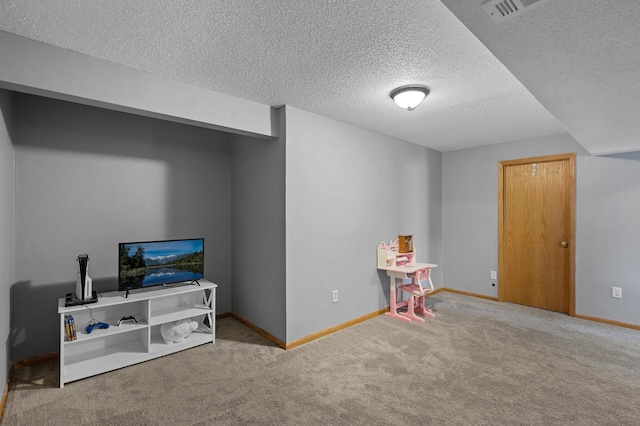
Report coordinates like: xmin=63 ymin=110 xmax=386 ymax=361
xmin=576 ymin=152 xmax=640 ymax=324
xmin=285 ymin=106 xmax=442 ymax=342
xmin=443 ymin=133 xmax=640 ymax=325
xmin=12 ymin=93 xmax=232 ymax=361
xmin=230 ymin=108 xmax=287 ymax=341
xmin=0 ymin=89 xmax=15 ymax=384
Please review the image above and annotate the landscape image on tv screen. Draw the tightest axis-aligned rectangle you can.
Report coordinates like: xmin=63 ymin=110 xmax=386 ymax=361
xmin=118 ymin=238 xmax=204 ymax=291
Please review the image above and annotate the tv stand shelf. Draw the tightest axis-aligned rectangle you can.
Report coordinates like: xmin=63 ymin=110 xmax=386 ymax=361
xmin=58 ymin=280 xmax=216 ymax=388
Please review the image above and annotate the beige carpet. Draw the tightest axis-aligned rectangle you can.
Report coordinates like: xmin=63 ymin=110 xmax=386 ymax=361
xmin=3 ymin=292 xmax=640 ymax=425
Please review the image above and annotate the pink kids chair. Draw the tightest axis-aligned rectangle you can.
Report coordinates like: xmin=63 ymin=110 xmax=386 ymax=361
xmin=398 ymin=266 xmax=435 ymax=323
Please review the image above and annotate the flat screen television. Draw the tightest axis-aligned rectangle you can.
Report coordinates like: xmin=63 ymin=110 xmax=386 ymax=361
xmin=118 ymin=238 xmax=204 ymax=294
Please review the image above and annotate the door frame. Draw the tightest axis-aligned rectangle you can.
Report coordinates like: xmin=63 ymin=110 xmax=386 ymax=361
xmin=498 ymin=153 xmax=576 ymax=316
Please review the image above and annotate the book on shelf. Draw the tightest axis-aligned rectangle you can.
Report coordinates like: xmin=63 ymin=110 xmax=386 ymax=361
xmin=65 ymin=315 xmax=77 ymax=341
xmin=71 ymin=316 xmax=77 ymax=340
xmin=64 ymin=316 xmax=71 ymax=341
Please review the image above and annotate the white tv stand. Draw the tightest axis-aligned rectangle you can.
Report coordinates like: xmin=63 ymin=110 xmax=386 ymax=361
xmin=57 ymin=280 xmax=216 ymax=388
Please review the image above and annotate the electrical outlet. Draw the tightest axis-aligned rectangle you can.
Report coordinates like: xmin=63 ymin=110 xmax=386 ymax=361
xmin=332 ymin=290 xmax=339 ymax=303
xmin=490 ymin=271 xmax=497 ymax=280
xmin=612 ymin=287 xmax=622 ymax=299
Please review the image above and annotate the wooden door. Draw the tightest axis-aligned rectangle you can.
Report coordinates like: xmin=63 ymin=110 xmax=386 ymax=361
xmin=498 ymin=153 xmax=575 ymax=315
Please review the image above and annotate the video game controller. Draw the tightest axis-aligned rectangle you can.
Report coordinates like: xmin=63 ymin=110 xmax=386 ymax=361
xmin=116 ymin=316 xmax=138 ymax=326
xmin=85 ymin=321 xmax=109 ymax=334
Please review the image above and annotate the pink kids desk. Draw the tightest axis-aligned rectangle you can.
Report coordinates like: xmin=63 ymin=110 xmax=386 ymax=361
xmin=377 ymin=239 xmax=437 ymax=323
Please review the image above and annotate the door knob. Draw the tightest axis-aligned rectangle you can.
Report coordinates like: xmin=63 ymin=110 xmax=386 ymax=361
xmin=561 ymin=241 xmax=568 ymax=248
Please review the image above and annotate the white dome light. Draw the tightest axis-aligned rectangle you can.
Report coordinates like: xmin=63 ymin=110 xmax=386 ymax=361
xmin=390 ymin=85 xmax=430 ymax=111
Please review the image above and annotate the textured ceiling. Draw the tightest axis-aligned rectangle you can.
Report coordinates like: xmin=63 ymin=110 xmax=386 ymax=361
xmin=0 ymin=1 xmax=574 ymax=152
xmin=441 ymin=0 xmax=640 ymax=155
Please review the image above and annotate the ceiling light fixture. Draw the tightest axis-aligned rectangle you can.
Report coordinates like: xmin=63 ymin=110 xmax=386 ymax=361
xmin=390 ymin=85 xmax=430 ymax=111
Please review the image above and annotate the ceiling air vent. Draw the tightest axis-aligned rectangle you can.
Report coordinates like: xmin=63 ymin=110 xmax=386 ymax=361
xmin=482 ymin=0 xmax=552 ymax=24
